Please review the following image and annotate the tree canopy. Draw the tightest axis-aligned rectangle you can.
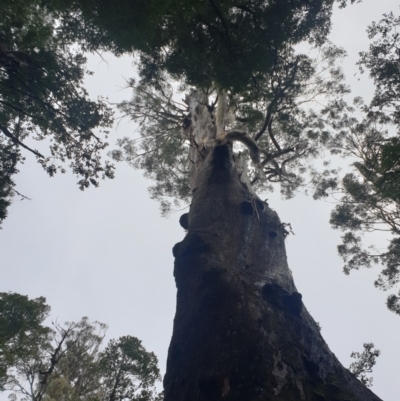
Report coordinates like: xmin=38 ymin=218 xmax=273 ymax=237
xmin=0 ymin=0 xmax=361 ymax=226
xmin=57 ymin=0 xmax=350 ymax=90
xmin=112 ymin=43 xmax=348 ymax=214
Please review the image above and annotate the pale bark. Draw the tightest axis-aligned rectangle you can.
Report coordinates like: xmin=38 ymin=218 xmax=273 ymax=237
xmin=163 ymin=96 xmax=382 ymax=401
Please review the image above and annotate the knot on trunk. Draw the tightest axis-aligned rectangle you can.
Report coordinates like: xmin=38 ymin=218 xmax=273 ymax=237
xmin=179 ymin=213 xmax=189 ymax=229
xmin=261 ymin=282 xmax=303 ymax=316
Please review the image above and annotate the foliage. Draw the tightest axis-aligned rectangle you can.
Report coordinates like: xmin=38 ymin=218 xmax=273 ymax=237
xmin=100 ymin=336 xmax=161 ymax=401
xmin=349 ymin=343 xmax=381 ymax=388
xmin=60 ymin=0 xmax=361 ymax=214
xmin=0 ymin=0 xmax=363 ymax=225
xmin=47 ymin=0 xmax=360 ymax=217
xmin=0 ymin=0 xmax=115 ymax=227
xmin=314 ymin=12 xmax=400 ymax=315
xmin=5 ymin=317 xmax=106 ymax=401
xmin=112 ymin=43 xmax=349 ymax=215
xmin=0 ymin=293 xmax=50 ymax=390
xmin=0 ymin=293 xmax=161 ymax=401
xmin=40 ymin=318 xmax=107 ymax=401
xmin=359 ymin=12 xmax=400 ymax=127
xmin=53 ymin=0 xmax=358 ymax=91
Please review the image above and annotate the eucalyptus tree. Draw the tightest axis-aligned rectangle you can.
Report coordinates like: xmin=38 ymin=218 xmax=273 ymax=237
xmin=315 ymin=12 xmax=400 ymax=316
xmin=59 ymin=1 xmax=382 ymax=400
xmin=3 ymin=0 xmax=383 ymax=399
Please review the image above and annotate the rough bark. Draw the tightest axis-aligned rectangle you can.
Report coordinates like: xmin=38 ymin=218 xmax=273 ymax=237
xmin=164 ymin=143 xmax=382 ymax=401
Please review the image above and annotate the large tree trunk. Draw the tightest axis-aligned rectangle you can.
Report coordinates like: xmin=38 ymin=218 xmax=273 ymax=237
xmin=163 ymin=142 xmax=382 ymax=401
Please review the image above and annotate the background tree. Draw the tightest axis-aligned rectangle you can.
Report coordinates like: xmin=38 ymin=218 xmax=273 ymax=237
xmin=100 ymin=336 xmax=161 ymax=401
xmin=0 ymin=293 xmax=161 ymax=401
xmin=0 ymin=0 xmax=115 ymax=226
xmin=40 ymin=317 xmax=108 ymax=401
xmin=6 ymin=317 xmax=107 ymax=401
xmin=0 ymin=292 xmax=50 ymax=391
xmin=315 ymin=11 xmax=400 ymax=315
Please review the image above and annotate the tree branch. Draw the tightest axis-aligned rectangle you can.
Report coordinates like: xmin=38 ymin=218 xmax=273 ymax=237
xmin=208 ymin=0 xmax=232 ymax=49
xmin=260 ymin=146 xmax=295 ymax=165
xmin=267 ymin=117 xmax=281 ymax=151
xmin=12 ymin=189 xmax=32 ymax=200
xmin=0 ymin=124 xmax=44 ymax=158
xmin=250 ymin=146 xmax=296 ymax=185
xmin=254 ymin=110 xmax=272 ymax=141
xmin=254 ymin=95 xmax=279 ymax=142
xmin=0 ymin=99 xmax=45 ymax=121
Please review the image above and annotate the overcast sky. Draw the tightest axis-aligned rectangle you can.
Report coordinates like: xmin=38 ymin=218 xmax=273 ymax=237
xmin=1 ymin=1 xmax=400 ymax=400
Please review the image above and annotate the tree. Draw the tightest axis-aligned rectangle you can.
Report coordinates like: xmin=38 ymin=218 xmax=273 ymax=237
xmin=51 ymin=0 xmax=385 ymax=400
xmin=0 ymin=0 xmax=115 ymax=227
xmin=0 ymin=292 xmax=50 ymax=391
xmin=2 ymin=0 xmax=384 ymax=399
xmin=100 ymin=336 xmax=161 ymax=401
xmin=315 ymin=12 xmax=400 ymax=316
xmin=1 ymin=294 xmax=161 ymax=401
xmin=6 ymin=317 xmax=107 ymax=401
xmin=161 ymin=104 xmax=380 ymax=400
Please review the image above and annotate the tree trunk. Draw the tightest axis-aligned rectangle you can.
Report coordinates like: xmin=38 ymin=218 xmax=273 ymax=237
xmin=163 ymin=143 xmax=382 ymax=401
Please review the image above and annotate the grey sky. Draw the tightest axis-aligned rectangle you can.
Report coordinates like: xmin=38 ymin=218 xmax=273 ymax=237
xmin=1 ymin=1 xmax=400 ymax=400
